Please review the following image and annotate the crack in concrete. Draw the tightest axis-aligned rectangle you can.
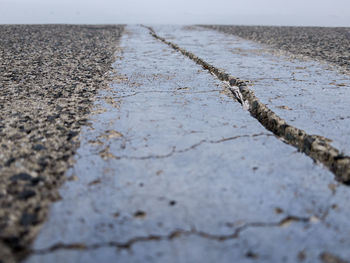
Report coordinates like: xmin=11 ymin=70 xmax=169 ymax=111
xmin=144 ymin=25 xmax=350 ymax=184
xmin=99 ymin=133 xmax=272 ymax=161
xmin=114 ymin=89 xmax=222 ymax=99
xmin=30 ymin=215 xmax=312 ymax=255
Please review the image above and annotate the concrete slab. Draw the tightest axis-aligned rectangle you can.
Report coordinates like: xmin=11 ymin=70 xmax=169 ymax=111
xmin=153 ymin=25 xmax=350 ymax=156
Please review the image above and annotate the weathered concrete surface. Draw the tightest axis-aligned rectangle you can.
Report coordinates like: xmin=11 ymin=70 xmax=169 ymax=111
xmin=153 ymin=25 xmax=350 ymax=157
xmin=24 ymin=26 xmax=350 ymax=263
xmin=147 ymin=27 xmax=350 ymax=183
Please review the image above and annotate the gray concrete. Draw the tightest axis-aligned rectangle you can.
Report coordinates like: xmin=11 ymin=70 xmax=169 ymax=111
xmin=153 ymin=25 xmax=350 ymax=156
xmin=25 ymin=26 xmax=350 ymax=263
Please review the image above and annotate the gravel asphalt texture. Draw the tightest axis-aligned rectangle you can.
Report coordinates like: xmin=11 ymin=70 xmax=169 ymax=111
xmin=0 ymin=25 xmax=124 ymax=262
xmin=204 ymin=25 xmax=350 ymax=72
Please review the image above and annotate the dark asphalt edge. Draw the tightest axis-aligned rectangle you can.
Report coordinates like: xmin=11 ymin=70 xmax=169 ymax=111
xmin=144 ymin=25 xmax=350 ymax=184
xmin=0 ymin=25 xmax=125 ymax=263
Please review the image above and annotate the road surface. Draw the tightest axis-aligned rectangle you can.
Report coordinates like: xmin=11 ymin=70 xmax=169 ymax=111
xmin=24 ymin=25 xmax=350 ymax=263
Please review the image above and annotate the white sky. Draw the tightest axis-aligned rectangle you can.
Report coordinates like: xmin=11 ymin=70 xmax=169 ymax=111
xmin=1 ymin=0 xmax=350 ymax=26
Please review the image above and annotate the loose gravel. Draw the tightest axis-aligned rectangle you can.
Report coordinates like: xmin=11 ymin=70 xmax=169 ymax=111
xmin=204 ymin=25 xmax=350 ymax=72
xmin=0 ymin=25 xmax=124 ymax=262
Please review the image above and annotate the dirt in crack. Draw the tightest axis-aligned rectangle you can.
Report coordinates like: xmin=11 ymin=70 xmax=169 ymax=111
xmin=31 ymin=215 xmax=314 ymax=254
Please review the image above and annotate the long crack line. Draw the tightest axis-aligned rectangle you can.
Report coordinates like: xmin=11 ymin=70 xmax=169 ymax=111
xmin=114 ymin=89 xmax=222 ymax=99
xmin=99 ymin=133 xmax=272 ymax=160
xmin=143 ymin=25 xmax=350 ymax=184
xmin=31 ymin=215 xmax=311 ymax=254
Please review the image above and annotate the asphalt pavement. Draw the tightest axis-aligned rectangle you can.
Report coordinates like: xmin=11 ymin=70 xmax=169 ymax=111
xmin=0 ymin=25 xmax=124 ymax=262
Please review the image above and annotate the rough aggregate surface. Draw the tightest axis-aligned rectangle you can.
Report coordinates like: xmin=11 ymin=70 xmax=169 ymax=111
xmin=204 ymin=25 xmax=350 ymax=72
xmin=0 ymin=24 xmax=124 ymax=262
